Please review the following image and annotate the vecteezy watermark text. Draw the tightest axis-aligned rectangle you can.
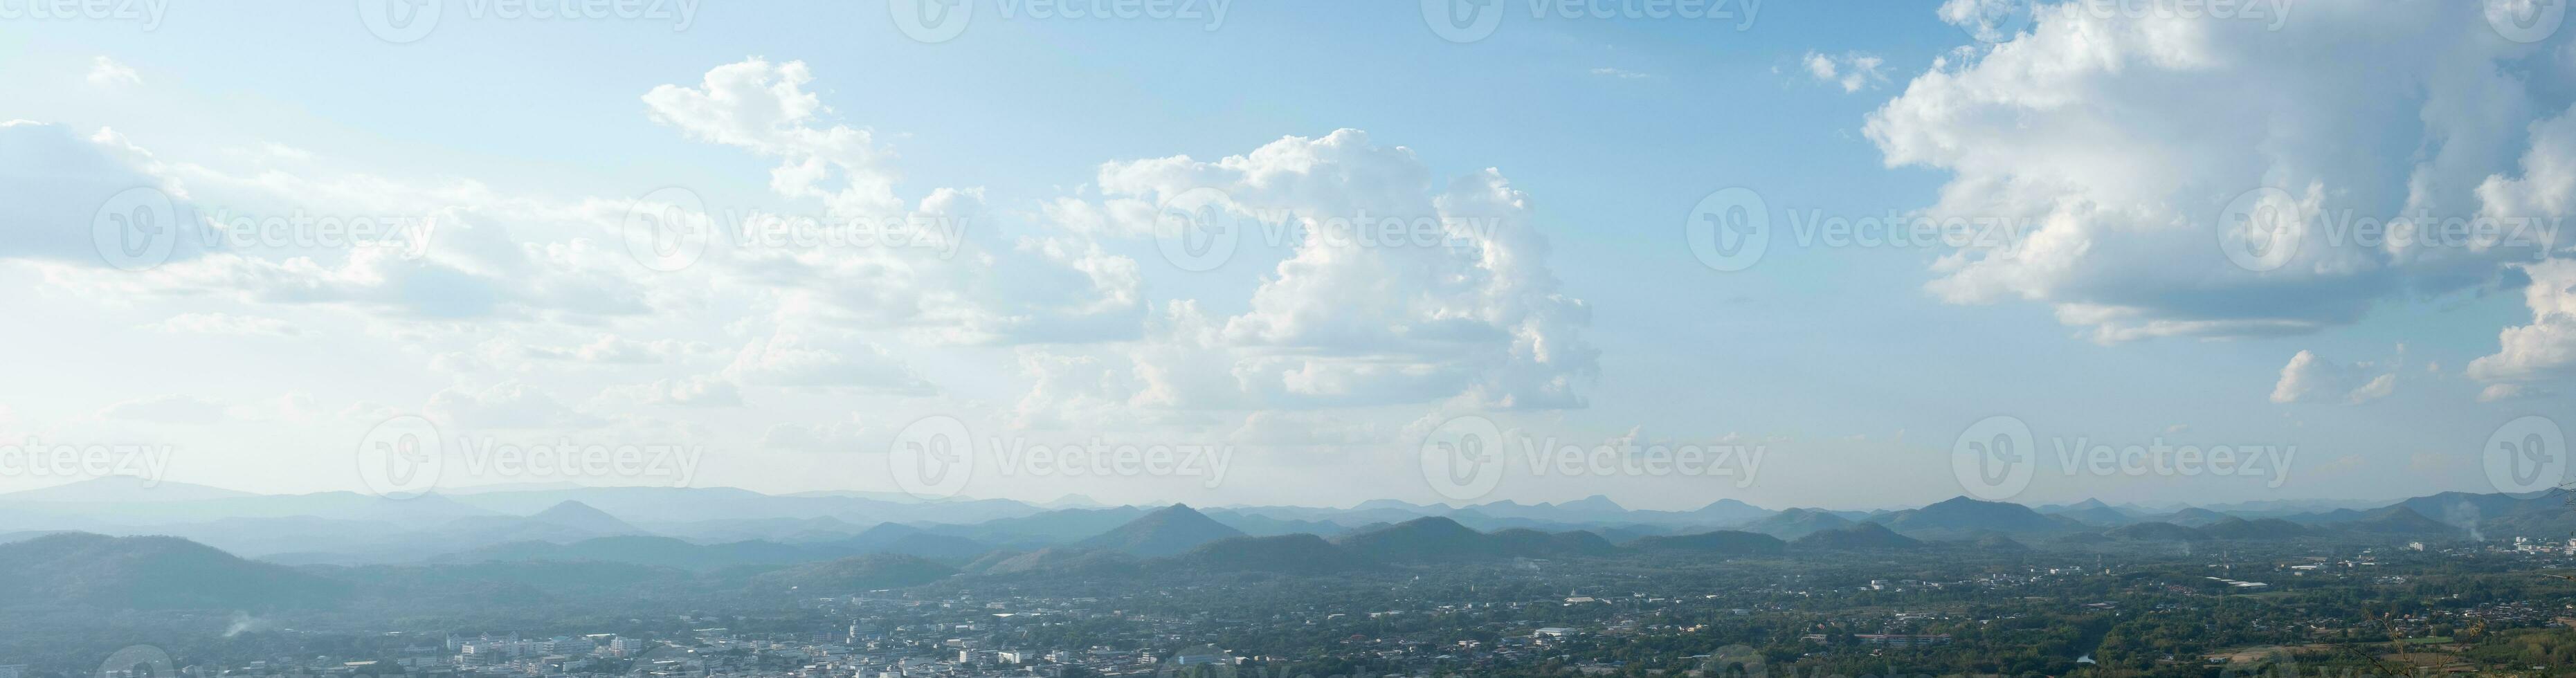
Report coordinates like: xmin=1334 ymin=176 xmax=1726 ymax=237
xmin=887 ymin=415 xmax=1236 ymax=500
xmin=889 ymin=0 xmax=1233 ymax=44
xmin=359 ymin=0 xmax=701 ymax=44
xmin=620 ymin=186 xmax=967 ymax=272
xmin=1421 ymin=0 xmax=1761 ymax=43
xmin=1152 ymin=186 xmax=1499 ymax=272
xmin=1685 ymin=186 xmax=2039 ymax=272
xmin=355 ymin=414 xmax=703 ymax=498
xmin=91 ymin=186 xmax=440 ymax=271
xmin=2218 ymin=187 xmax=2564 ymax=272
xmin=0 ymin=437 xmax=174 ymax=484
xmin=1952 ymin=415 xmax=2295 ymax=502
xmin=0 ymin=0 xmax=166 ymax=29
xmin=1419 ymin=415 xmax=1765 ymax=502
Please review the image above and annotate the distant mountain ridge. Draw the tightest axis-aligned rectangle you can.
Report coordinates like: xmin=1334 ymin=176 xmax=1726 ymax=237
xmin=1071 ymin=504 xmax=1246 ymax=557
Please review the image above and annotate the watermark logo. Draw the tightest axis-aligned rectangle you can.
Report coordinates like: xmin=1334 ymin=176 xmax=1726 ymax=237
xmin=1421 ymin=0 xmax=1503 ymax=42
xmin=2487 ymin=0 xmax=2566 ymax=44
xmin=0 ymin=437 xmax=174 ymax=486
xmin=90 ymin=186 xmax=444 ymax=271
xmin=2218 ymin=185 xmax=2562 ymax=272
xmin=888 ymin=0 xmax=1228 ymax=44
xmin=0 ymin=0 xmax=167 ymax=30
xmin=889 ymin=0 xmax=971 ymax=42
xmin=359 ymin=0 xmax=700 ymax=44
xmin=617 ymin=185 xmax=967 ymax=272
xmin=91 ymin=186 xmax=183 ymax=271
xmin=1948 ymin=0 xmax=2033 ymax=44
xmin=1154 ymin=187 xmax=1244 ymax=273
xmin=98 ymin=645 xmax=174 ymax=678
xmin=1419 ymin=414 xmax=1507 ymax=502
xmin=1687 ymin=187 xmax=2047 ymax=271
xmin=886 ymin=416 xmax=1237 ymax=500
xmin=1952 ymin=414 xmax=2299 ymax=501
xmin=1422 ymin=0 xmax=1759 ymax=44
xmin=1417 ymin=416 xmax=1765 ymax=502
xmin=1698 ymin=644 xmax=1767 ymax=678
xmin=623 ymin=186 xmax=714 ymax=272
xmin=1148 ymin=186 xmax=1496 ymax=272
xmin=1686 ymin=187 xmax=1769 ymax=272
xmin=2218 ymin=186 xmax=2303 ymax=272
xmin=890 ymin=414 xmax=976 ymax=500
xmin=2484 ymin=414 xmax=2565 ymax=494
xmin=357 ymin=0 xmax=442 ymax=43
xmin=356 ymin=414 xmax=446 ymax=499
xmin=1150 ymin=645 xmax=1236 ymax=677
xmin=1952 ymin=414 xmax=2035 ymax=501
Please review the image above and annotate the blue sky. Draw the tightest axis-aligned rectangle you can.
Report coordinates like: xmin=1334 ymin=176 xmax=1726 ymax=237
xmin=0 ymin=0 xmax=2568 ymax=510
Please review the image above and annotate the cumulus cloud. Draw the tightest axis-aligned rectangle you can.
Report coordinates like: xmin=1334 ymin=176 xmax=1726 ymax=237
xmin=1867 ymin=1 xmax=2571 ymax=342
xmin=1087 ymin=129 xmax=1598 ymax=410
xmin=2467 ymin=259 xmax=2576 ymax=385
xmin=2271 ymin=349 xmax=2402 ymax=405
xmin=642 ymin=58 xmax=1144 ymax=345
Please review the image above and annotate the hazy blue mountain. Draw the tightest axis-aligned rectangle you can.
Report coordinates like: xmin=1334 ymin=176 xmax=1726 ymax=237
xmin=750 ymin=553 xmax=957 ymax=592
xmin=1332 ymin=517 xmax=1609 ymax=561
xmin=1624 ymin=530 xmax=1786 ymax=555
xmin=1871 ymin=497 xmax=2068 ymax=536
xmin=968 ymin=547 xmax=1138 ymax=576
xmin=1736 ymin=508 xmax=1855 ymax=540
xmin=1790 ymin=522 xmax=1925 ymax=550
xmin=2339 ymin=506 xmax=2460 ymax=535
xmin=2103 ymin=522 xmax=2212 ymax=542
xmin=0 ymin=476 xmax=255 ymax=503
xmin=1161 ymin=534 xmax=1377 ymax=575
xmin=2153 ymin=507 xmax=2235 ymax=527
xmin=2200 ymin=517 xmax=2312 ymax=540
xmin=1071 ymin=504 xmax=1247 ymax=557
xmin=0 ymin=532 xmax=350 ymax=609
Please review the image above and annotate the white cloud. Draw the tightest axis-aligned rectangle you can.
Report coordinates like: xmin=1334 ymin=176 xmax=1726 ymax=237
xmin=1590 ymin=67 xmax=1653 ymax=80
xmin=2271 ymin=349 xmax=2400 ymax=405
xmin=2467 ymin=258 xmax=2576 ymax=385
xmin=86 ymin=57 xmax=139 ymax=88
xmin=1802 ymin=51 xmax=1886 ymax=92
xmin=2478 ymin=382 xmax=2554 ymax=402
xmin=642 ymin=57 xmax=902 ymax=218
xmin=642 ymin=59 xmax=1145 ymax=345
xmin=1867 ymin=2 xmax=2572 ymax=342
xmin=1090 ymin=129 xmax=1598 ymax=410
